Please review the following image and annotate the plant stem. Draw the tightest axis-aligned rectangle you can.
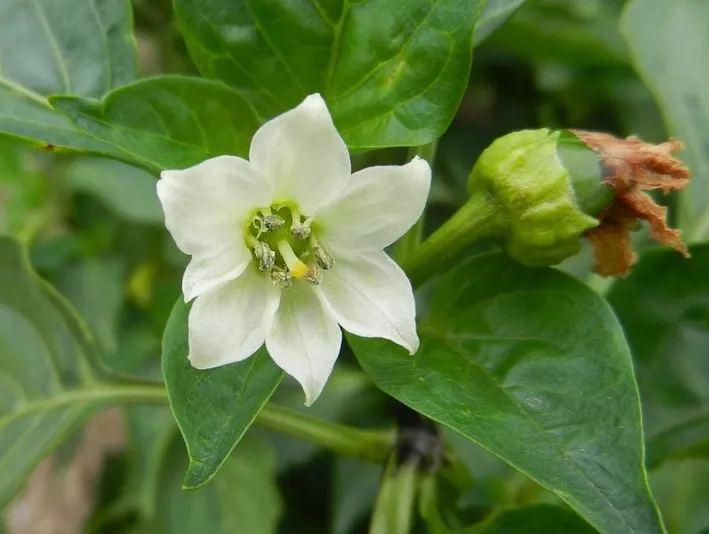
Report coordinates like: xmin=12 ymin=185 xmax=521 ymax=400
xmin=402 ymin=186 xmax=507 ymax=288
xmin=258 ymin=404 xmax=395 ymax=463
xmin=49 ymin=382 xmax=394 ymax=464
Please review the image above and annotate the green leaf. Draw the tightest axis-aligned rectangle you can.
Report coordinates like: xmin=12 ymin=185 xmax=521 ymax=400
xmin=351 ymin=252 xmax=664 ymax=533
xmin=66 ymin=158 xmax=163 ymax=225
xmin=487 ymin=0 xmax=628 ymax=66
xmin=125 ymin=405 xmax=178 ymax=518
xmin=471 ymin=504 xmax=597 ymax=534
xmin=174 ymin=0 xmax=484 ymax=150
xmin=56 ymin=257 xmax=125 ymax=354
xmin=0 ymin=237 xmax=99 ymax=505
xmin=156 ymin=435 xmax=282 ymax=534
xmin=608 ymin=245 xmax=709 ymax=469
xmin=0 ymin=0 xmax=137 ymax=152
xmin=621 ymin=0 xmax=709 ymax=239
xmin=474 ymin=0 xmax=529 ymax=45
xmin=51 ymin=76 xmax=262 ymax=171
xmin=162 ymin=298 xmax=283 ymax=489
xmin=332 ymin=457 xmax=382 ymax=534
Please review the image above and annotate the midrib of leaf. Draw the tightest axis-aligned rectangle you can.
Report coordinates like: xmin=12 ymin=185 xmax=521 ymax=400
xmin=0 ymin=383 xmax=168 ymax=428
xmin=421 ymin=325 xmax=655 ymax=533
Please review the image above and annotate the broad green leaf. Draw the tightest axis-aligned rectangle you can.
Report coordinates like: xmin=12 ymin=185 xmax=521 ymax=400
xmin=51 ymin=76 xmax=262 ymax=172
xmin=622 ymin=0 xmax=709 ymax=240
xmin=471 ymin=504 xmax=597 ymax=533
xmin=474 ymin=0 xmax=529 ymax=45
xmin=174 ymin=0 xmax=484 ymax=150
xmin=608 ymin=245 xmax=709 ymax=469
xmin=0 ymin=0 xmax=137 ymax=152
xmin=156 ymin=436 xmax=282 ymax=534
xmin=0 ymin=237 xmax=99 ymax=505
xmin=66 ymin=158 xmax=163 ymax=225
xmin=162 ymin=298 xmax=283 ymax=489
xmin=351 ymin=252 xmax=663 ymax=533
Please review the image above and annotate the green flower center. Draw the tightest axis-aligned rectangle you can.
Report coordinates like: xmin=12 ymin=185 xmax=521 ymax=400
xmin=243 ymin=204 xmax=334 ymax=288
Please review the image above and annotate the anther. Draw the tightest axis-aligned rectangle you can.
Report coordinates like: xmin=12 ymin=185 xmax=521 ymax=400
xmin=291 ymin=220 xmax=311 ymax=239
xmin=262 ymin=214 xmax=285 ymax=231
xmin=310 ymin=236 xmax=334 ymax=270
xmin=253 ymin=241 xmax=275 ymax=271
xmin=303 ymin=265 xmax=322 ymax=285
xmin=270 ymin=267 xmax=293 ymax=289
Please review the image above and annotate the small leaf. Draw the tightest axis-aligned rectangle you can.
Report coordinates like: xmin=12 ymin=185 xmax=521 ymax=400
xmin=0 ymin=0 xmax=137 ymax=152
xmin=174 ymin=0 xmax=485 ymax=150
xmin=608 ymin=245 xmax=709 ymax=468
xmin=162 ymin=298 xmax=283 ymax=488
xmin=156 ymin=435 xmax=282 ymax=534
xmin=622 ymin=0 xmax=709 ymax=239
xmin=51 ymin=76 xmax=262 ymax=172
xmin=352 ymin=252 xmax=664 ymax=533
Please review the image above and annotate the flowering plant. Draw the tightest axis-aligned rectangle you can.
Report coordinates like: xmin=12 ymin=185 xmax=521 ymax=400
xmin=0 ymin=0 xmax=707 ymax=532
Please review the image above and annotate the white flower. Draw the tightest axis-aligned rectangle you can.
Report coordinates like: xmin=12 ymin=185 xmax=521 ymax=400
xmin=157 ymin=94 xmax=431 ymax=405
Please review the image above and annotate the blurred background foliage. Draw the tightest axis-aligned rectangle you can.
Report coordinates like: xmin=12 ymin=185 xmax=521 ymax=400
xmin=1 ymin=0 xmax=708 ymax=532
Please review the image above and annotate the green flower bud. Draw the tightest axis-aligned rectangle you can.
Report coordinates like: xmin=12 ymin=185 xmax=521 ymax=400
xmin=467 ymin=128 xmax=614 ymax=267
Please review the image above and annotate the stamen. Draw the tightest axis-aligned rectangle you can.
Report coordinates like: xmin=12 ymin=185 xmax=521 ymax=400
xmin=303 ymin=264 xmax=322 ymax=285
xmin=253 ymin=241 xmax=275 ymax=271
xmin=277 ymin=240 xmax=310 ymax=279
xmin=289 ymin=207 xmax=311 ymax=239
xmin=263 ymin=214 xmax=285 ymax=231
xmin=310 ymin=236 xmax=335 ymax=270
xmin=270 ymin=267 xmax=293 ymax=289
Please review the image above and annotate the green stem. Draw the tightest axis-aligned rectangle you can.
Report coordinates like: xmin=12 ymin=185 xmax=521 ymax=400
xmin=258 ymin=404 xmax=395 ymax=463
xmin=47 ymin=382 xmax=394 ymax=464
xmin=402 ymin=186 xmax=507 ymax=288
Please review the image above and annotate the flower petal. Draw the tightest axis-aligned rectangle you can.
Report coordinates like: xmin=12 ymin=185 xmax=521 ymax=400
xmin=249 ymin=94 xmax=350 ymax=215
xmin=157 ymin=155 xmax=271 ymax=258
xmin=317 ymin=157 xmax=431 ymax=251
xmin=266 ymin=283 xmax=342 ymax=405
xmin=188 ymin=265 xmax=280 ymax=369
xmin=182 ymin=250 xmax=251 ymax=302
xmin=318 ymin=250 xmax=419 ymax=354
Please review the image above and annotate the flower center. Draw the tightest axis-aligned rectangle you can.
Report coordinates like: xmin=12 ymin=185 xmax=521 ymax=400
xmin=244 ymin=204 xmax=335 ymax=289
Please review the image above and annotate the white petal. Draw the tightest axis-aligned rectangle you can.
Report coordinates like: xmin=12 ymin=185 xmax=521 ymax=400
xmin=317 ymin=157 xmax=431 ymax=251
xmin=182 ymin=250 xmax=250 ymax=302
xmin=266 ymin=283 xmax=342 ymax=405
xmin=188 ymin=265 xmax=280 ymax=369
xmin=157 ymin=155 xmax=271 ymax=258
xmin=249 ymin=94 xmax=351 ymax=215
xmin=318 ymin=250 xmax=419 ymax=354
